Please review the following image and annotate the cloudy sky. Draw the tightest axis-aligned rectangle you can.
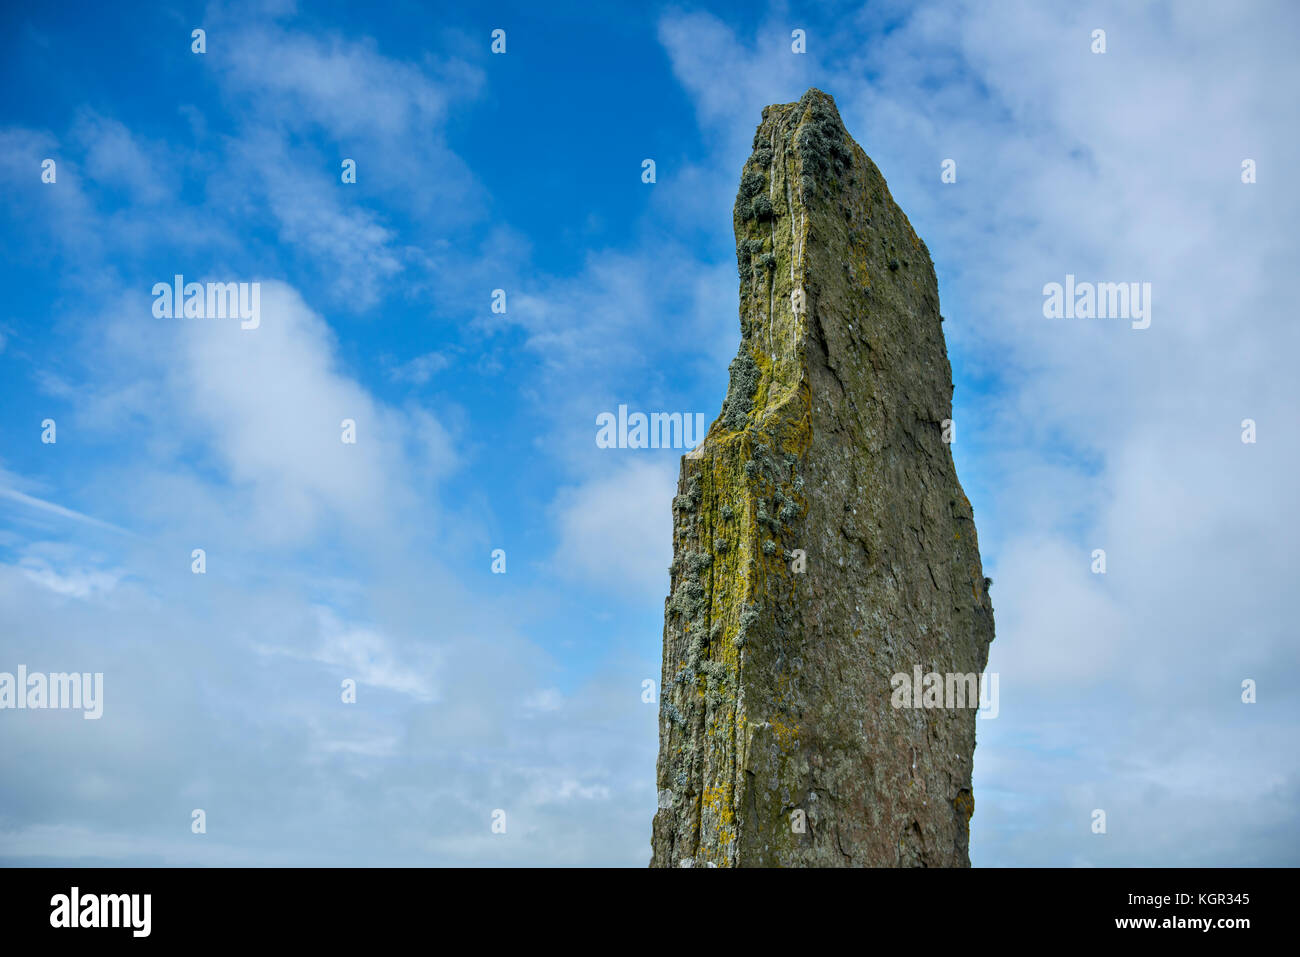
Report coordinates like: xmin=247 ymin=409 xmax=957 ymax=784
xmin=1 ymin=0 xmax=1296 ymax=866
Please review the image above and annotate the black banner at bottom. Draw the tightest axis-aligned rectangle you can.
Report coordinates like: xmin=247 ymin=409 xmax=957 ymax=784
xmin=0 ymin=867 xmax=1279 ymax=943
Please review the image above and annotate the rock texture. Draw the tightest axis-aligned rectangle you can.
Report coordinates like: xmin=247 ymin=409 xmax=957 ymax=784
xmin=650 ymin=90 xmax=995 ymax=867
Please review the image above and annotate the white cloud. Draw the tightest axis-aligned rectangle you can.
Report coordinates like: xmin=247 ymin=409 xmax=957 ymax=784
xmin=0 ymin=482 xmax=130 ymax=535
xmin=17 ymin=556 xmax=122 ymax=600
xmin=550 ymin=459 xmax=678 ymax=598
xmin=71 ymin=109 xmax=174 ymax=205
xmin=308 ymin=606 xmax=438 ymax=700
xmin=387 ymin=350 xmax=452 ymax=385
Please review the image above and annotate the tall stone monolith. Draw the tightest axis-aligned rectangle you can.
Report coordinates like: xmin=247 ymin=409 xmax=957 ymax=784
xmin=651 ymin=89 xmax=995 ymax=867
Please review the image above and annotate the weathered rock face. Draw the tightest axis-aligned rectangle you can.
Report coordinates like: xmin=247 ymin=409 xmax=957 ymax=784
xmin=650 ymin=89 xmax=995 ymax=867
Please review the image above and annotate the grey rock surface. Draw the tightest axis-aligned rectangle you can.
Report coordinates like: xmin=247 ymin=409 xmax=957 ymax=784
xmin=650 ymin=89 xmax=995 ymax=867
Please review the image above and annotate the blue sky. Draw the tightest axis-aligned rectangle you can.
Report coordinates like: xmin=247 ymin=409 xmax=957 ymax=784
xmin=1 ymin=0 xmax=1297 ymax=865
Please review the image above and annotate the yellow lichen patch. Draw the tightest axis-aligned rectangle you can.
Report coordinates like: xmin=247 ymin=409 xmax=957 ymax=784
xmin=770 ymin=716 xmax=801 ymax=751
xmin=700 ymin=782 xmax=737 ymax=858
xmin=954 ymin=790 xmax=975 ymax=823
xmin=701 ymin=784 xmax=735 ymax=826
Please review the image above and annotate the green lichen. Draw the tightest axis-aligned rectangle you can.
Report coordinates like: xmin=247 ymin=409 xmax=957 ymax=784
xmin=722 ymin=350 xmax=761 ymax=432
xmin=686 ymin=551 xmax=713 ymax=574
xmin=739 ymin=169 xmax=766 ymax=199
xmin=739 ymin=604 xmax=759 ymax=633
xmin=673 ymin=477 xmax=702 ymax=513
xmin=667 ymin=578 xmax=705 ymax=622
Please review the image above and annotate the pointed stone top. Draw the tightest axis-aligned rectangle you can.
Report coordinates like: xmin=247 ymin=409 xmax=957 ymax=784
xmin=764 ymin=87 xmax=839 ymax=114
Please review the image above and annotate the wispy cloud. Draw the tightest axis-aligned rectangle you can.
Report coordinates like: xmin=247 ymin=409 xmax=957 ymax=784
xmin=0 ymin=484 xmax=132 ymax=535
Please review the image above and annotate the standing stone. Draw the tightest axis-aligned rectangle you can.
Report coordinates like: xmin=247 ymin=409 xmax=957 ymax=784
xmin=651 ymin=89 xmax=995 ymax=867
